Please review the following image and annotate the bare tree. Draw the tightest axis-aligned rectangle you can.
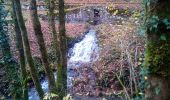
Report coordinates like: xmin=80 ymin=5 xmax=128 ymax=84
xmin=47 ymin=0 xmax=61 ymax=68
xmin=56 ymin=0 xmax=67 ymax=99
xmin=30 ymin=0 xmax=56 ymax=93
xmin=12 ymin=0 xmax=28 ymax=99
xmin=13 ymin=0 xmax=44 ymax=99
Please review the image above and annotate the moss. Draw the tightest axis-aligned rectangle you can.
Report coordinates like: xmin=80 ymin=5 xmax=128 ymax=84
xmin=56 ymin=63 xmax=67 ymax=99
xmin=144 ymin=40 xmax=170 ymax=77
xmin=144 ymin=0 xmax=170 ymax=77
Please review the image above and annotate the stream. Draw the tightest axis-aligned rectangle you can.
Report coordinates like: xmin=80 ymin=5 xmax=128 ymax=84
xmin=28 ymin=29 xmax=99 ymax=100
xmin=28 ymin=6 xmax=128 ymax=100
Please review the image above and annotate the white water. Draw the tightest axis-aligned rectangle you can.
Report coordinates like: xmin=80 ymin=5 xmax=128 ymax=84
xmin=29 ymin=80 xmax=48 ymax=100
xmin=29 ymin=30 xmax=99 ymax=100
xmin=69 ymin=30 xmax=99 ymax=63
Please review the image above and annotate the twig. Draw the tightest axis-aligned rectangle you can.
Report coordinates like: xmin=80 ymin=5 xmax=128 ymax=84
xmin=116 ymin=73 xmax=131 ymax=100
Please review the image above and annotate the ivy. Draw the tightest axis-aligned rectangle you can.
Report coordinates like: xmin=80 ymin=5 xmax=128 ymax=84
xmin=146 ymin=15 xmax=159 ymax=33
xmin=162 ymin=18 xmax=170 ymax=29
xmin=0 ymin=3 xmax=22 ymax=99
xmin=155 ymin=87 xmax=160 ymax=95
xmin=160 ymin=34 xmax=166 ymax=40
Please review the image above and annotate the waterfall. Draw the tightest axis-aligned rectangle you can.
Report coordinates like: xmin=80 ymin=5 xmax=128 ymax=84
xmin=29 ymin=29 xmax=99 ymax=100
xmin=69 ymin=30 xmax=99 ymax=63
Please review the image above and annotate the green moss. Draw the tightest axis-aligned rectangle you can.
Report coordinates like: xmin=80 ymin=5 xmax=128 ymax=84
xmin=144 ymin=40 xmax=170 ymax=77
xmin=56 ymin=63 xmax=67 ymax=99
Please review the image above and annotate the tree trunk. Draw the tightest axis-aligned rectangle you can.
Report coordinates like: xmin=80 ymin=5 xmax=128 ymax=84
xmin=29 ymin=0 xmax=56 ymax=93
xmin=47 ymin=0 xmax=67 ymax=98
xmin=13 ymin=0 xmax=44 ymax=99
xmin=0 ymin=3 xmax=22 ymax=99
xmin=144 ymin=0 xmax=170 ymax=100
xmin=56 ymin=0 xmax=67 ymax=99
xmin=48 ymin=0 xmax=61 ymax=67
xmin=11 ymin=1 xmax=28 ymax=99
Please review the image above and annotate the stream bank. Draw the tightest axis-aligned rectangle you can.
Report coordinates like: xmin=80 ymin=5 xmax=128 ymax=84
xmin=29 ymin=29 xmax=99 ymax=100
xmin=0 ymin=4 xmax=144 ymax=99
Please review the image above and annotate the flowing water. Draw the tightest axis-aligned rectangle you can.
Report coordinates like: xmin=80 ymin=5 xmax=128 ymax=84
xmin=4 ymin=5 xmax=131 ymax=100
xmin=28 ymin=6 xmax=128 ymax=100
xmin=28 ymin=29 xmax=99 ymax=100
xmin=68 ymin=30 xmax=99 ymax=63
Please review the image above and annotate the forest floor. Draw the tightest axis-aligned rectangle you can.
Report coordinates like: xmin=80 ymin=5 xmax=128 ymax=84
xmin=69 ymin=16 xmax=145 ymax=99
xmin=1 ymin=17 xmax=145 ymax=100
xmin=0 ymin=12 xmax=88 ymax=98
xmin=0 ymin=4 xmax=146 ymax=99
